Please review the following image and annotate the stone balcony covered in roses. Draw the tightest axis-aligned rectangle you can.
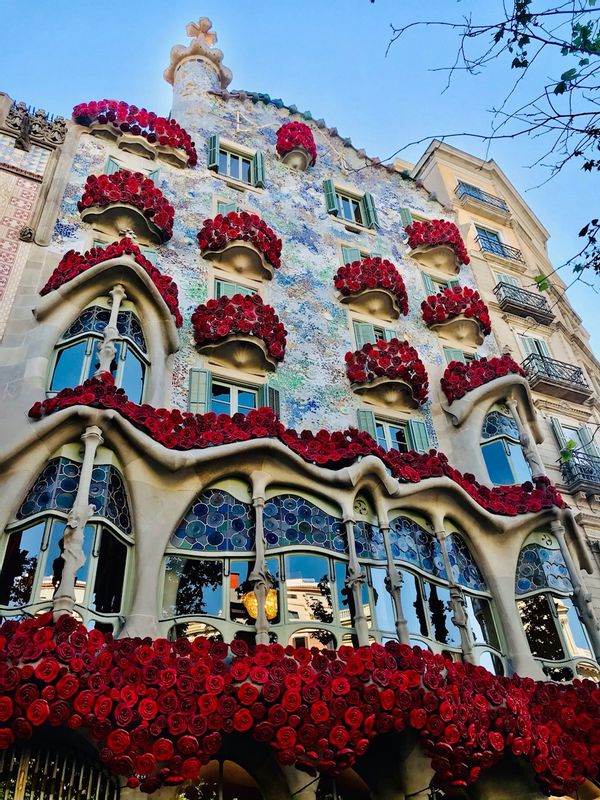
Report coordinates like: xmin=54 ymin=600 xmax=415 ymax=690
xmin=421 ymin=285 xmax=491 ymax=347
xmin=197 ymin=211 xmax=282 ymax=281
xmin=192 ymin=294 xmax=287 ymax=374
xmin=72 ymin=100 xmax=198 ymax=168
xmin=345 ymin=339 xmax=429 ymax=410
xmin=275 ymin=121 xmax=317 ymax=171
xmin=334 ymin=256 xmax=409 ymax=322
xmin=405 ymin=218 xmax=470 ymax=276
xmin=77 ymin=170 xmax=175 ymax=244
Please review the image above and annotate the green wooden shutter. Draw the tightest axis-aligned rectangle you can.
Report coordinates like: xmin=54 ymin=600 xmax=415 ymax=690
xmin=356 ymin=409 xmax=377 ymax=440
xmin=399 ymin=207 xmax=413 ymax=227
xmin=363 ymin=192 xmax=379 ymax=229
xmin=323 ymin=179 xmax=338 ymax=215
xmin=443 ymin=347 xmax=466 ymax=365
xmin=550 ymin=417 xmax=567 ymax=448
xmin=258 ymin=384 xmax=281 ymax=415
xmin=215 ymin=279 xmax=240 ymax=299
xmin=188 ymin=369 xmax=211 ymax=414
xmin=342 ymin=246 xmax=362 ymax=264
xmin=253 ymin=151 xmax=265 ymax=188
xmin=448 ymin=279 xmax=461 ymax=289
xmin=579 ymin=424 xmax=600 ymax=458
xmin=535 ymin=338 xmax=551 ymax=358
xmin=148 ymin=168 xmax=160 ymax=183
xmin=495 ymin=271 xmax=520 ymax=287
xmin=421 ymin=273 xmax=436 ymax=296
xmin=207 ymin=134 xmax=220 ymax=171
xmin=370 ymin=251 xmax=383 ymax=260
xmin=353 ymin=321 xmax=376 ymax=349
xmin=105 ymin=157 xmax=120 ymax=175
xmin=383 ymin=328 xmax=397 ymax=343
xmin=217 ymin=201 xmax=238 ymax=215
xmin=520 ymin=336 xmax=538 ymax=357
xmin=408 ymin=420 xmax=430 ymax=454
xmin=141 ymin=247 xmax=158 ymax=266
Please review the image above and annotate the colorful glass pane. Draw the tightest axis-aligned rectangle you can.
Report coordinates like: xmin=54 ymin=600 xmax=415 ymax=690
xmin=481 ymin=410 xmax=520 ymax=441
xmin=446 ymin=534 xmax=486 ymax=591
xmin=354 ymin=522 xmax=386 ymax=560
xmin=60 ymin=306 xmax=146 ymax=353
xmin=515 ymin=543 xmax=573 ymax=595
xmin=171 ymin=489 xmax=254 ymax=551
xmin=263 ymin=495 xmax=345 ymax=551
xmin=388 ymin=516 xmax=447 ymax=579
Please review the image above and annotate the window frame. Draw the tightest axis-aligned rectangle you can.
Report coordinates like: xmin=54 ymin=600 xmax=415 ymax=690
xmin=210 ymin=378 xmax=260 ymax=417
xmin=480 ymin=405 xmax=532 ymax=486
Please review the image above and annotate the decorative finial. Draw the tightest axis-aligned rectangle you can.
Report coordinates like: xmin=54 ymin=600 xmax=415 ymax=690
xmin=164 ymin=17 xmax=233 ymax=89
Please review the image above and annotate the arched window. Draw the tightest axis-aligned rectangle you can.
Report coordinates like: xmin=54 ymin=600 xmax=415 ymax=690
xmin=480 ymin=403 xmax=531 ymax=485
xmin=161 ymin=484 xmax=257 ymax=643
xmin=0 ymin=450 xmax=133 ymax=633
xmin=365 ymin=514 xmax=503 ymax=672
xmin=49 ymin=300 xmax=147 ymax=402
xmin=516 ymin=531 xmax=594 ymax=681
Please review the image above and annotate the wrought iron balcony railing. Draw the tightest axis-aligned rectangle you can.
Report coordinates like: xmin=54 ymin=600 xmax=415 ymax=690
xmin=522 ymin=353 xmax=592 ymax=402
xmin=493 ymin=282 xmax=555 ymax=324
xmin=476 ymin=235 xmax=526 ymax=263
xmin=456 ymin=181 xmax=510 ymax=213
xmin=561 ymin=451 xmax=600 ymax=493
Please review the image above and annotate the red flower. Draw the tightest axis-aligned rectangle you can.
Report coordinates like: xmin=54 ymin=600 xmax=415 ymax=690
xmin=34 ymin=657 xmax=60 ymax=683
xmin=107 ymin=729 xmax=130 ymax=755
xmin=275 ymin=122 xmax=317 ymax=165
xmin=345 ymin=339 xmax=429 ymax=405
xmin=197 ymin=211 xmax=282 ymax=269
xmin=334 ymin=257 xmax=409 ymax=316
xmin=405 ymin=219 xmax=470 ymax=265
xmin=26 ymin=699 xmax=50 ymax=727
xmin=441 ymin=354 xmax=526 ymax=404
xmin=233 ymin=709 xmax=254 ymax=732
xmin=421 ymin=285 xmax=491 ymax=337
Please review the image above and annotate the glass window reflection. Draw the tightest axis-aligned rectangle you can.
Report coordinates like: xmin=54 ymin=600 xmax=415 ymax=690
xmin=163 ymin=557 xmax=224 ymax=618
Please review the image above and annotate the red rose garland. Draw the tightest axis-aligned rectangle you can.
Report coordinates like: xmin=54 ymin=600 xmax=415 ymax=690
xmin=405 ymin=219 xmax=470 ymax=266
xmin=421 ymin=286 xmax=492 ymax=337
xmin=334 ymin=257 xmax=409 ymax=316
xmin=275 ymin=122 xmax=317 ymax=165
xmin=191 ymin=294 xmax=287 ymax=362
xmin=197 ymin=211 xmax=282 ymax=269
xmin=441 ymin=355 xmax=526 ymax=404
xmin=73 ymin=100 xmax=198 ymax=166
xmin=77 ymin=170 xmax=175 ymax=241
xmin=28 ymin=374 xmax=565 ymax=515
xmin=40 ymin=238 xmax=183 ymax=327
xmin=0 ymin=614 xmax=596 ymax=796
xmin=345 ymin=339 xmax=429 ymax=405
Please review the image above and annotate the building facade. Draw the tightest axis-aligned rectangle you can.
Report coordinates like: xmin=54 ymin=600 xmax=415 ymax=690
xmin=0 ymin=17 xmax=598 ymax=800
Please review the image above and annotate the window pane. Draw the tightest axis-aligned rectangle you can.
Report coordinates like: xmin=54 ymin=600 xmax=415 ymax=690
xmin=352 ymin=199 xmax=363 ymax=225
xmin=211 ymin=384 xmax=231 ymax=415
xmin=389 ymin=425 xmax=408 ymax=453
xmin=465 ymin=595 xmax=500 ymax=648
xmin=218 ymin=150 xmax=228 ymax=175
xmin=479 ymin=651 xmax=504 ymax=676
xmin=51 ymin=341 xmax=88 ymax=391
xmin=237 ymin=390 xmax=257 ymax=415
xmin=93 ymin=528 xmax=127 ymax=614
xmin=375 ymin=423 xmax=388 ymax=451
xmin=341 ymin=196 xmax=352 ymax=221
xmin=0 ymin=522 xmax=45 ymax=607
xmin=334 ymin=561 xmax=369 ymax=629
xmin=229 ymin=154 xmax=240 ymax=180
xmin=162 ymin=556 xmax=223 ymax=618
xmin=229 ymin=559 xmax=254 ymax=625
xmin=400 ymin=572 xmax=428 ymax=637
xmin=43 ymin=521 xmax=94 ymax=603
xmin=241 ymin=158 xmax=251 ymax=184
xmin=558 ymin=596 xmax=592 ymax=657
xmin=372 ymin=566 xmax=396 ymax=632
xmin=120 ymin=350 xmax=145 ymax=403
xmin=373 ymin=327 xmax=385 ymax=342
xmin=517 ymin=594 xmax=565 ymax=660
xmin=482 ymin=440 xmax=515 ymax=485
xmin=424 ymin=582 xmax=461 ymax=646
xmin=285 ymin=554 xmax=333 ymax=627
xmin=507 ymin=442 xmax=532 ymax=484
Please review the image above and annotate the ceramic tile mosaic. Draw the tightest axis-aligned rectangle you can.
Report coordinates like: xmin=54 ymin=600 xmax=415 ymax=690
xmin=0 ymin=133 xmax=50 ymax=177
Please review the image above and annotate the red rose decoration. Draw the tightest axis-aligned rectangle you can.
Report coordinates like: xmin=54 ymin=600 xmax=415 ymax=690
xmin=421 ymin=285 xmax=491 ymax=337
xmin=26 ymin=699 xmax=50 ymax=727
xmin=441 ymin=354 xmax=526 ymax=404
xmin=107 ymin=729 xmax=131 ymax=755
xmin=334 ymin=257 xmax=409 ymax=316
xmin=275 ymin=122 xmax=317 ymax=165
xmin=405 ymin=219 xmax=470 ymax=266
xmin=197 ymin=211 xmax=282 ymax=269
xmin=345 ymin=339 xmax=429 ymax=405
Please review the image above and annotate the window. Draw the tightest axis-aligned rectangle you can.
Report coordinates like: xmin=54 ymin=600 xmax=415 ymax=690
xmin=105 ymin=156 xmax=159 ymax=182
xmin=480 ymin=404 xmax=531 ymax=485
xmin=214 ymin=278 xmax=256 ymax=299
xmin=0 ymin=455 xmax=133 ymax=633
xmin=188 ymin=370 xmax=280 ymax=417
xmin=49 ymin=302 xmax=148 ymax=403
xmin=352 ymin=321 xmax=396 ymax=349
xmin=93 ymin=238 xmax=157 ymax=265
xmin=520 ymin=334 xmax=551 ymax=359
xmin=323 ymin=179 xmax=378 ymax=229
xmin=207 ymin=134 xmax=265 ymax=188
xmin=516 ymin=532 xmax=593 ymax=680
xmin=550 ymin=418 xmax=600 ymax=484
xmin=357 ymin=411 xmax=430 ymax=454
xmin=493 ymin=271 xmax=520 ymax=288
xmin=340 ymin=245 xmax=382 ymax=264
xmin=217 ymin=200 xmax=241 ymax=215
xmin=422 ymin=273 xmax=460 ymax=296
xmin=475 ymin=226 xmax=502 ymax=251
xmin=443 ymin=347 xmax=479 ymax=365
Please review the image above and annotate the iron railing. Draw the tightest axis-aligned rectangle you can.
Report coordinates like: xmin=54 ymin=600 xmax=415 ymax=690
xmin=493 ymin=282 xmax=554 ymax=323
xmin=522 ymin=353 xmax=590 ymax=389
xmin=476 ymin=235 xmax=526 ymax=263
xmin=456 ymin=181 xmax=509 ymax=213
xmin=561 ymin=451 xmax=600 ymax=491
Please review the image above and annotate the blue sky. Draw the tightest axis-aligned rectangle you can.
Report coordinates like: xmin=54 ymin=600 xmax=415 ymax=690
xmin=1 ymin=0 xmax=598 ymax=353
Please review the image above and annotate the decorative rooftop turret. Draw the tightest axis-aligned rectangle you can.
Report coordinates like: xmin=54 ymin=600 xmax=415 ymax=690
xmin=164 ymin=17 xmax=233 ymax=92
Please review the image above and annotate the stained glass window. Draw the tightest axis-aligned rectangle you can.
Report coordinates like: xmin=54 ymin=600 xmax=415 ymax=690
xmin=170 ymin=489 xmax=254 ymax=552
xmin=388 ymin=516 xmax=447 ymax=579
xmin=353 ymin=521 xmax=386 ymax=560
xmin=515 ymin=543 xmax=573 ymax=595
xmin=481 ymin=409 xmax=520 ymax=440
xmin=446 ymin=534 xmax=486 ymax=591
xmin=263 ymin=495 xmax=346 ymax=551
xmin=60 ymin=306 xmax=146 ymax=353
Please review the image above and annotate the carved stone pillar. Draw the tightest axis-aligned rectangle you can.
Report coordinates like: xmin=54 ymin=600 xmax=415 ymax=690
xmin=53 ymin=426 xmax=103 ymax=619
xmin=380 ymin=522 xmax=410 ymax=644
xmin=248 ymin=495 xmax=272 ymax=645
xmin=343 ymin=519 xmax=369 ymax=646
xmin=94 ymin=284 xmax=126 ymax=376
xmin=551 ymin=519 xmax=600 ymax=662
xmin=434 ymin=525 xmax=476 ymax=664
xmin=506 ymin=397 xmax=545 ymax=479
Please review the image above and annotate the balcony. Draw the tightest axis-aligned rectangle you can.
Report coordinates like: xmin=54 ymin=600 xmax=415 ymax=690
xmin=476 ymin=235 xmax=525 ymax=264
xmin=522 ymin=353 xmax=593 ymax=403
xmin=456 ymin=182 xmax=510 ymax=222
xmin=493 ymin=282 xmax=555 ymax=325
xmin=561 ymin=451 xmax=600 ymax=494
